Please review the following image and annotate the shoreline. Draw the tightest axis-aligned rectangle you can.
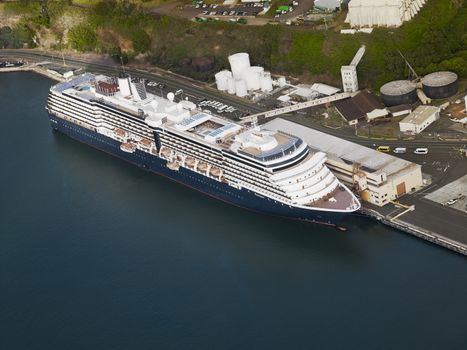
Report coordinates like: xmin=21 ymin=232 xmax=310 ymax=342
xmin=0 ymin=64 xmax=66 ymax=82
xmin=1 ymin=66 xmax=466 ymax=257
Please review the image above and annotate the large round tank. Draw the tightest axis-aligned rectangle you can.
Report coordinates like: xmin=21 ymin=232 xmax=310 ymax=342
xmin=422 ymin=71 xmax=458 ymax=99
xmin=260 ymin=71 xmax=273 ymax=92
xmin=215 ymin=70 xmax=231 ymax=92
xmin=228 ymin=53 xmax=250 ymax=79
xmin=235 ymin=79 xmax=248 ymax=97
xmin=244 ymin=66 xmax=263 ymax=90
xmin=227 ymin=76 xmax=235 ymax=94
xmin=380 ymin=80 xmax=417 ymax=107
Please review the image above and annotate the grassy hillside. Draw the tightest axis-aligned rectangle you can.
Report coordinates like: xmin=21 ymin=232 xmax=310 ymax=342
xmin=1 ymin=0 xmax=465 ymax=89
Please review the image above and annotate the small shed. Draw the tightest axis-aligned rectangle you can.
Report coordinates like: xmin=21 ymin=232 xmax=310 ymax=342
xmin=388 ymin=104 xmax=412 ymax=117
xmin=399 ymin=106 xmax=440 ymax=134
xmin=335 ymin=90 xmax=382 ymax=125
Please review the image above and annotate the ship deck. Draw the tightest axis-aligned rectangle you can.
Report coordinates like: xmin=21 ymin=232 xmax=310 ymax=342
xmin=310 ymin=186 xmax=357 ymax=211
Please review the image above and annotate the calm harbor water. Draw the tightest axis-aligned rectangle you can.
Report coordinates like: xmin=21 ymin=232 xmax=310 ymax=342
xmin=1 ymin=72 xmax=466 ymax=349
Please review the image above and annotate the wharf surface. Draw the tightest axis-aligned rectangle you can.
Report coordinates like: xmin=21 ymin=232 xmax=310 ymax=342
xmin=0 ymin=63 xmax=65 ymax=82
xmin=360 ymin=202 xmax=467 ymax=256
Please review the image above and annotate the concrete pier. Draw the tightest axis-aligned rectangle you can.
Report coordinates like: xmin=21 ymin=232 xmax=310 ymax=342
xmin=0 ymin=62 xmax=65 ymax=82
xmin=361 ymin=206 xmax=467 ymax=256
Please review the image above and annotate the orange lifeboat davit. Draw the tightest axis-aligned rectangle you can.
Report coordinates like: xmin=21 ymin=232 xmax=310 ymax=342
xmin=185 ymin=157 xmax=196 ymax=168
xmin=210 ymin=167 xmax=221 ymax=177
xmin=114 ymin=128 xmax=128 ymax=139
xmin=167 ymin=161 xmax=180 ymax=171
xmin=120 ymin=142 xmax=136 ymax=153
xmin=160 ymin=147 xmax=172 ymax=159
xmin=198 ymin=162 xmax=208 ymax=173
xmin=139 ymin=138 xmax=152 ymax=149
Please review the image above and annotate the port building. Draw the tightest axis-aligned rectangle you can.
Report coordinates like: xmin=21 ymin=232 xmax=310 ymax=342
xmin=264 ymin=118 xmax=423 ymax=207
xmin=335 ymin=90 xmax=385 ymax=125
xmin=399 ymin=105 xmax=440 ymax=135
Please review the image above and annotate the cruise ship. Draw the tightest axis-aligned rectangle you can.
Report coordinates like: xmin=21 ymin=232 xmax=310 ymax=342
xmin=46 ymin=73 xmax=360 ymax=225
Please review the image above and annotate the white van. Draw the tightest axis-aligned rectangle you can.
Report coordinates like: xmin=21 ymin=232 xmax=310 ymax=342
xmin=393 ymin=147 xmax=407 ymax=154
xmin=414 ymin=148 xmax=428 ymax=155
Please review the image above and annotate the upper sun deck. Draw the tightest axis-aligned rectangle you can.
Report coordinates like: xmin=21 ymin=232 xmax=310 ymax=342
xmin=50 ymin=73 xmax=308 ymax=163
xmin=50 ymin=73 xmax=245 ymax=145
xmin=231 ymin=129 xmax=305 ymax=163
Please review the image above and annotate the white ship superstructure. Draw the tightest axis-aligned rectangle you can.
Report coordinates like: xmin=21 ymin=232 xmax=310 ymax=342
xmin=47 ymin=73 xmax=360 ymax=223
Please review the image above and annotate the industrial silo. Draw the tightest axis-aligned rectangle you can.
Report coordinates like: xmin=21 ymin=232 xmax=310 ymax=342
xmin=234 ymin=79 xmax=248 ymax=97
xmin=422 ymin=71 xmax=458 ymax=99
xmin=244 ymin=66 xmax=263 ymax=91
xmin=380 ymin=80 xmax=417 ymax=107
xmin=228 ymin=53 xmax=251 ymax=79
xmin=227 ymin=76 xmax=236 ymax=95
xmin=215 ymin=70 xmax=231 ymax=92
xmin=260 ymin=71 xmax=273 ymax=92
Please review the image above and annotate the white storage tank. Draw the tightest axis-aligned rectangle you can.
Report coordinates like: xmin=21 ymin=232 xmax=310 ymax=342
xmin=260 ymin=71 xmax=273 ymax=92
xmin=245 ymin=66 xmax=263 ymax=90
xmin=235 ymin=79 xmax=248 ymax=97
xmin=277 ymin=76 xmax=287 ymax=87
xmin=227 ymin=76 xmax=236 ymax=94
xmin=228 ymin=53 xmax=251 ymax=79
xmin=215 ymin=70 xmax=231 ymax=92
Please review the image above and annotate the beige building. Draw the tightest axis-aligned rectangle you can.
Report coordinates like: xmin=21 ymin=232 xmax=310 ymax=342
xmin=399 ymin=105 xmax=440 ymax=134
xmin=265 ymin=118 xmax=424 ymax=207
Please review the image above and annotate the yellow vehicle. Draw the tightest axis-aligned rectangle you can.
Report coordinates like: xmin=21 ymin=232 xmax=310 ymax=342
xmin=376 ymin=146 xmax=390 ymax=153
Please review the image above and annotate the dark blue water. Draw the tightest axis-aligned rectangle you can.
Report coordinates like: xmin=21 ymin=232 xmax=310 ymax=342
xmin=1 ymin=72 xmax=466 ymax=350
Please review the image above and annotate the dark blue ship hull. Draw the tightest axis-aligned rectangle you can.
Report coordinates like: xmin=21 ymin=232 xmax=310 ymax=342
xmin=48 ymin=114 xmax=346 ymax=226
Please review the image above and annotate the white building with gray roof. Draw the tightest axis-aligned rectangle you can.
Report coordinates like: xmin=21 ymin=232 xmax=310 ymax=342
xmin=264 ymin=118 xmax=423 ymax=206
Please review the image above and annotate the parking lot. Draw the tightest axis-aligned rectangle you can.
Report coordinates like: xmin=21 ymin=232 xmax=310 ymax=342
xmin=145 ymin=79 xmax=244 ymax=118
xmin=198 ymin=99 xmax=238 ymax=116
xmin=195 ymin=3 xmax=265 ymax=18
xmin=424 ymin=174 xmax=467 ymax=213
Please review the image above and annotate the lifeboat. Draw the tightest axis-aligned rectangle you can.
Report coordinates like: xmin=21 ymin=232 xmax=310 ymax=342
xmin=167 ymin=161 xmax=180 ymax=171
xmin=198 ymin=162 xmax=208 ymax=173
xmin=210 ymin=167 xmax=221 ymax=177
xmin=120 ymin=142 xmax=136 ymax=153
xmin=185 ymin=157 xmax=196 ymax=168
xmin=160 ymin=147 xmax=172 ymax=159
xmin=139 ymin=138 xmax=152 ymax=149
xmin=114 ymin=128 xmax=128 ymax=139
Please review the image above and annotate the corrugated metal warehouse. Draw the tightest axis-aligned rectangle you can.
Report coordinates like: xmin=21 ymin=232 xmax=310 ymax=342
xmin=264 ymin=118 xmax=424 ymax=207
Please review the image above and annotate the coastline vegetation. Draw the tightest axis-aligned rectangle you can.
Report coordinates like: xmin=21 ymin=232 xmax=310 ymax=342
xmin=0 ymin=0 xmax=465 ymax=89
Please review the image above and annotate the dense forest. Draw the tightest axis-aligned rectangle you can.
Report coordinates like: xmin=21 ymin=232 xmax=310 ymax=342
xmin=0 ymin=0 xmax=465 ymax=89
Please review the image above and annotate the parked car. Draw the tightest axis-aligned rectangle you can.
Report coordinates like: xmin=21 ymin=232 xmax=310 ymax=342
xmin=446 ymin=198 xmax=458 ymax=206
xmin=414 ymin=148 xmax=428 ymax=155
xmin=376 ymin=146 xmax=390 ymax=153
xmin=393 ymin=147 xmax=407 ymax=154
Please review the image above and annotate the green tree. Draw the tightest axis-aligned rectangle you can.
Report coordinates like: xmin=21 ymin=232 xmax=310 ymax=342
xmin=68 ymin=24 xmax=97 ymax=52
xmin=131 ymin=29 xmax=151 ymax=53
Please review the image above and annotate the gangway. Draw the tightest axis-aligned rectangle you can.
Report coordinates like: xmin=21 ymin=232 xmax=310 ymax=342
xmin=239 ymin=92 xmax=351 ymax=124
